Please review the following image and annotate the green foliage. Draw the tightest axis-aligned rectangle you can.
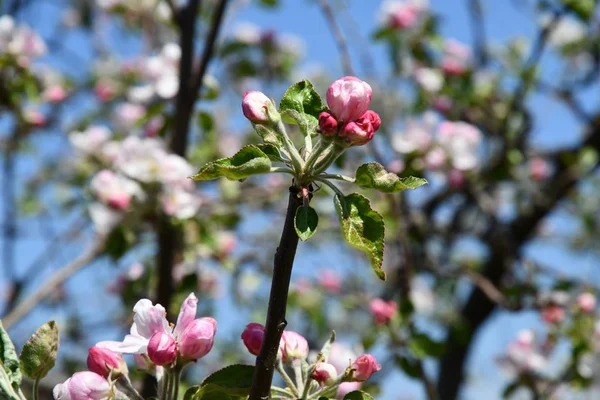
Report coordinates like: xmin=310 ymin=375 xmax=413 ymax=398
xmin=0 ymin=321 xmax=21 ymax=400
xmin=334 ymin=193 xmax=386 ymax=280
xmin=408 ymin=333 xmax=445 ymax=358
xmin=105 ymin=226 xmax=136 ymax=261
xmin=294 ymin=206 xmax=319 ymax=241
xmin=355 ymin=162 xmax=428 ymax=193
xmin=185 ymin=364 xmax=255 ymax=399
xmin=279 ymin=80 xmax=325 ymax=126
xmin=255 ymin=143 xmax=285 ymax=162
xmin=192 ymin=145 xmax=272 ymax=181
xmin=561 ymin=0 xmax=597 ymax=20
xmin=19 ymin=321 xmax=59 ymax=380
xmin=343 ymin=391 xmax=375 ymax=400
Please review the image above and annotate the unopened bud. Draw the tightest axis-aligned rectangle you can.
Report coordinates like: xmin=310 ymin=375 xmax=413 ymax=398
xmin=147 ymin=332 xmax=177 ymax=366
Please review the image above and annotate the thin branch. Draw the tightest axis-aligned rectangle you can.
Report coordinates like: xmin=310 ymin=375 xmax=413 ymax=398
xmin=317 ymin=0 xmax=354 ymax=76
xmin=2 ymin=236 xmax=106 ymax=329
xmin=467 ymin=0 xmax=487 ymax=66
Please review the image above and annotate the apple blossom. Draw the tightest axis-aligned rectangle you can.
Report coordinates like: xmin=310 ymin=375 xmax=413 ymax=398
xmin=350 ymin=354 xmax=381 ymax=382
xmin=87 ymin=346 xmax=127 ymax=378
xmin=319 ymin=111 xmax=338 ymax=136
xmin=530 ymin=157 xmax=551 ymax=181
xmin=319 ymin=269 xmax=342 ymax=294
xmin=577 ymin=293 xmax=596 ymax=313
xmin=312 ymin=362 xmax=338 ymax=385
xmin=69 ymin=126 xmax=112 ymax=156
xmin=541 ymin=305 xmax=565 ymax=324
xmin=147 ymin=332 xmax=177 ymax=366
xmin=242 ymin=91 xmax=272 ymax=123
xmin=281 ymin=330 xmax=309 ymax=362
xmin=326 ymin=76 xmax=372 ymax=123
xmin=369 ymin=298 xmax=398 ymax=325
xmin=339 ymin=110 xmax=381 ymax=146
xmin=54 ymin=371 xmax=112 ymax=400
xmin=178 ymin=317 xmax=217 ymax=360
xmin=497 ymin=330 xmax=547 ymax=374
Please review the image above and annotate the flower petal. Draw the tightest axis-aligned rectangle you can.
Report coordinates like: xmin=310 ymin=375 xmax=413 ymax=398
xmin=174 ymin=293 xmax=197 ymax=338
xmin=132 ymin=299 xmax=170 ymax=338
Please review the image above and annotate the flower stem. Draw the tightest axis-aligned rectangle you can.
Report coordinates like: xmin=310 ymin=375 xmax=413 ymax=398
xmin=274 ymin=120 xmax=304 ymax=174
xmin=32 ymin=378 xmax=39 ymax=400
xmin=276 ymin=361 xmax=300 ymax=397
xmin=160 ymin=370 xmax=171 ymax=400
xmin=119 ymin=375 xmax=144 ymax=400
xmin=248 ymin=186 xmax=303 ymax=400
xmin=172 ymin=366 xmax=183 ymax=400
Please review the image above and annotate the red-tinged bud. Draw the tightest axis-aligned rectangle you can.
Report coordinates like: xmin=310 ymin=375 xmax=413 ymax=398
xmin=241 ymin=322 xmax=265 ymax=356
xmin=350 ymin=354 xmax=381 ymax=382
xmin=312 ymin=362 xmax=338 ymax=385
xmin=318 ymin=112 xmax=338 ymax=136
xmin=369 ymin=298 xmax=398 ymax=325
xmin=242 ymin=91 xmax=272 ymax=123
xmin=577 ymin=293 xmax=596 ymax=313
xmin=338 ymin=110 xmax=381 ymax=147
xmin=147 ymin=332 xmax=177 ymax=366
xmin=178 ymin=317 xmax=217 ymax=360
xmin=87 ymin=346 xmax=127 ymax=378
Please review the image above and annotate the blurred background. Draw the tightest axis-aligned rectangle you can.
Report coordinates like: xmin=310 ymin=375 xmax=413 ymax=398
xmin=1 ymin=0 xmax=600 ymax=399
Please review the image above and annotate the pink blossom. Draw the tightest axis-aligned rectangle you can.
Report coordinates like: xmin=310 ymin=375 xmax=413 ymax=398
xmin=440 ymin=39 xmax=471 ymax=76
xmin=86 ymin=346 xmax=126 ymax=378
xmin=424 ymin=147 xmax=447 ymax=170
xmin=43 ymin=85 xmax=67 ymax=103
xmin=498 ymin=330 xmax=547 ymax=374
xmin=389 ymin=4 xmax=419 ymax=29
xmin=24 ymin=109 xmax=46 ymax=126
xmin=448 ymin=169 xmax=465 ymax=188
xmin=319 ymin=270 xmax=342 ymax=294
xmin=54 ymin=371 xmax=112 ymax=400
xmin=241 ymin=322 xmax=266 ymax=356
xmin=387 ymin=159 xmax=405 ymax=174
xmin=350 ymin=354 xmax=381 ymax=382
xmin=530 ymin=157 xmax=551 ymax=181
xmin=242 ymin=91 xmax=272 ymax=123
xmin=312 ymin=362 xmax=338 ymax=385
xmin=90 ymin=170 xmax=142 ymax=211
xmin=326 ymin=76 xmax=372 ymax=123
xmin=147 ymin=332 xmax=177 ymax=366
xmin=541 ymin=305 xmax=565 ymax=324
xmin=577 ymin=293 xmax=596 ymax=313
xmin=433 ymin=96 xmax=452 ymax=113
xmin=179 ymin=317 xmax=217 ymax=360
xmin=441 ymin=58 xmax=467 ymax=76
xmin=369 ymin=298 xmax=398 ymax=325
xmin=94 ymin=79 xmax=117 ymax=102
xmin=319 ymin=111 xmax=338 ymax=136
xmin=281 ymin=330 xmax=309 ymax=362
xmin=339 ymin=110 xmax=381 ymax=146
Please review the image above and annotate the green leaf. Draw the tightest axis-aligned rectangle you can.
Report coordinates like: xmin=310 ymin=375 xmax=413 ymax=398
xmin=279 ymin=80 xmax=325 ymax=125
xmin=320 ymin=330 xmax=336 ymax=362
xmin=255 ymin=143 xmax=284 ymax=162
xmin=281 ymin=109 xmax=315 ymax=138
xmin=355 ymin=162 xmax=428 ymax=193
xmin=0 ymin=321 xmax=21 ymax=386
xmin=334 ymin=193 xmax=386 ymax=280
xmin=20 ymin=321 xmax=59 ymax=380
xmin=561 ymin=0 xmax=595 ymax=20
xmin=407 ymin=333 xmax=445 ymax=358
xmin=395 ymin=355 xmax=420 ymax=378
xmin=189 ymin=365 xmax=254 ymax=399
xmin=253 ymin=124 xmax=285 ymax=148
xmin=294 ymin=206 xmax=318 ymax=241
xmin=343 ymin=391 xmax=375 ymax=400
xmin=191 ymin=145 xmax=272 ymax=181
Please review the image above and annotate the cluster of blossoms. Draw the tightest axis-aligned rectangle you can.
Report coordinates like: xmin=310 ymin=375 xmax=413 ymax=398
xmin=538 ymin=290 xmax=597 ymax=325
xmin=391 ymin=112 xmax=482 ymax=184
xmin=69 ymin=127 xmax=201 ymax=233
xmin=241 ymin=323 xmax=381 ymax=398
xmin=379 ymin=0 xmax=429 ymax=31
xmin=497 ymin=329 xmax=549 ymax=375
xmin=0 ymin=15 xmax=46 ymax=66
xmin=317 ymin=76 xmax=381 ymax=147
xmin=54 ymin=293 xmax=216 ymax=400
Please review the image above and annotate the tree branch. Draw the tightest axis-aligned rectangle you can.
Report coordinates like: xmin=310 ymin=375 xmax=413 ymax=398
xmin=249 ymin=187 xmax=302 ymax=400
xmin=318 ymin=0 xmax=354 ymax=76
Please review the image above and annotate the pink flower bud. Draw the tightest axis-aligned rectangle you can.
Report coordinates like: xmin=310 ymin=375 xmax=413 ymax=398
xmin=541 ymin=305 xmax=565 ymax=324
xmin=577 ymin=293 xmax=596 ymax=313
xmin=350 ymin=354 xmax=381 ymax=382
xmin=337 ymin=382 xmax=362 ymax=398
xmin=319 ymin=112 xmax=338 ymax=136
xmin=449 ymin=169 xmax=465 ymax=188
xmin=339 ymin=110 xmax=381 ymax=147
xmin=326 ymin=76 xmax=372 ymax=123
xmin=178 ymin=317 xmax=217 ymax=360
xmin=242 ymin=91 xmax=272 ymax=123
xmin=87 ymin=346 xmax=126 ymax=378
xmin=319 ymin=269 xmax=342 ymax=294
xmin=281 ymin=330 xmax=308 ymax=362
xmin=106 ymin=193 xmax=131 ymax=211
xmin=147 ymin=332 xmax=177 ymax=366
xmin=312 ymin=362 xmax=338 ymax=385
xmin=441 ymin=58 xmax=467 ymax=76
xmin=94 ymin=80 xmax=117 ymax=102
xmin=530 ymin=157 xmax=551 ymax=181
xmin=241 ymin=322 xmax=265 ymax=356
xmin=369 ymin=298 xmax=398 ymax=325
xmin=67 ymin=371 xmax=112 ymax=400
xmin=390 ymin=5 xmax=419 ymax=29
xmin=43 ymin=85 xmax=67 ymax=103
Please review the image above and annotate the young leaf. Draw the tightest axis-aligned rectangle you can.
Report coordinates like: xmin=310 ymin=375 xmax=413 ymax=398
xmin=191 ymin=145 xmax=272 ymax=181
xmin=294 ymin=206 xmax=318 ymax=241
xmin=20 ymin=321 xmax=59 ymax=380
xmin=254 ymin=124 xmax=284 ymax=148
xmin=0 ymin=321 xmax=21 ymax=386
xmin=189 ymin=364 xmax=255 ymax=399
xmin=279 ymin=80 xmax=325 ymax=125
xmin=255 ymin=143 xmax=285 ymax=162
xmin=281 ymin=109 xmax=315 ymax=138
xmin=355 ymin=162 xmax=428 ymax=193
xmin=334 ymin=193 xmax=386 ymax=280
xmin=319 ymin=330 xmax=336 ymax=362
xmin=343 ymin=391 xmax=375 ymax=400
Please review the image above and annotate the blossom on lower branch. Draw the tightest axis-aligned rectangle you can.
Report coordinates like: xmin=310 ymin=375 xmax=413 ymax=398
xmin=53 ymin=371 xmax=112 ymax=400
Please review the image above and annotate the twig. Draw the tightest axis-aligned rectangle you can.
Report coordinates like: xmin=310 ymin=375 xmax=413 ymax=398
xmin=467 ymin=0 xmax=487 ymax=66
xmin=317 ymin=0 xmax=354 ymax=76
xmin=2 ymin=236 xmax=106 ymax=329
xmin=249 ymin=187 xmax=303 ymax=400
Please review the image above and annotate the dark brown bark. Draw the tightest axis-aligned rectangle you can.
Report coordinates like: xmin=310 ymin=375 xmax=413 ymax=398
xmin=249 ymin=187 xmax=302 ymax=400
